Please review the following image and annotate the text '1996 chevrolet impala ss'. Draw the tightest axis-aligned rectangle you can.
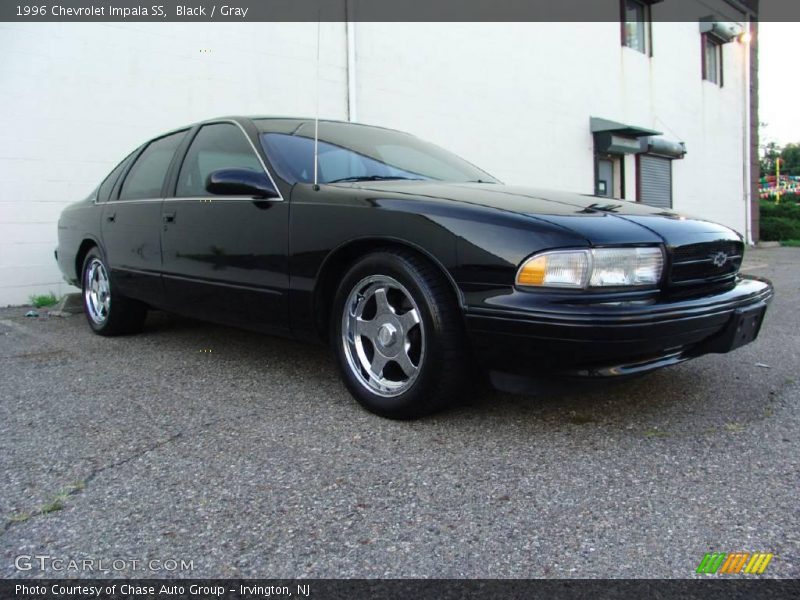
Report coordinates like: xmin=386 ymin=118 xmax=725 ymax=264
xmin=56 ymin=117 xmax=773 ymax=418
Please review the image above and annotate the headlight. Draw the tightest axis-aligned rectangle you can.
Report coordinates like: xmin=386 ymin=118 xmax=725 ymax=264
xmin=516 ymin=247 xmax=663 ymax=289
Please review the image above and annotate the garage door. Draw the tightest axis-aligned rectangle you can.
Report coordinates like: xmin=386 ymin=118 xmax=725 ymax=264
xmin=639 ymin=154 xmax=672 ymax=209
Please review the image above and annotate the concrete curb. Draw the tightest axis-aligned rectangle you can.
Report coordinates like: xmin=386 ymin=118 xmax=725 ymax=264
xmin=49 ymin=293 xmax=83 ymax=317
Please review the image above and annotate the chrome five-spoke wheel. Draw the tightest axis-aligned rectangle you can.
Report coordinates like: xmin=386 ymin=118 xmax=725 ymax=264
xmin=342 ymin=275 xmax=425 ymax=397
xmin=333 ymin=249 xmax=467 ymax=418
xmin=84 ymin=257 xmax=110 ymax=324
xmin=81 ymin=247 xmax=147 ymax=335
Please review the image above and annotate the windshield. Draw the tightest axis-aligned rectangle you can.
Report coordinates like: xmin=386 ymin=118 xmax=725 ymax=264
xmin=256 ymin=119 xmax=498 ymax=185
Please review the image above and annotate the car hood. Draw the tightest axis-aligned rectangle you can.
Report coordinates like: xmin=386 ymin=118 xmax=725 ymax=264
xmin=349 ymin=180 xmax=742 ymax=247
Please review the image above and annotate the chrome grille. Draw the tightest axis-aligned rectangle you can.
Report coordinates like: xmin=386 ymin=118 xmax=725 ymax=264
xmin=669 ymin=241 xmax=743 ymax=285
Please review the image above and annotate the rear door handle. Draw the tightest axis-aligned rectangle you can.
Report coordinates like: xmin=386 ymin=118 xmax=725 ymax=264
xmin=163 ymin=212 xmax=176 ymax=223
xmin=105 ymin=212 xmax=116 ymax=223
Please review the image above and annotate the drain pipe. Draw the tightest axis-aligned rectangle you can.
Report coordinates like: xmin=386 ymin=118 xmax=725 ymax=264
xmin=742 ymin=20 xmax=753 ymax=244
xmin=345 ymin=11 xmax=357 ymax=122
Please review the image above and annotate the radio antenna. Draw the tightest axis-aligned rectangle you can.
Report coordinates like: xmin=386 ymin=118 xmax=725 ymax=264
xmin=313 ymin=16 xmax=321 ymax=191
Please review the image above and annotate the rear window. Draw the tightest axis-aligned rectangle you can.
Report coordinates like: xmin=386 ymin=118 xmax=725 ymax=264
xmin=97 ymin=151 xmax=136 ymax=202
xmin=117 ymin=131 xmax=186 ymax=201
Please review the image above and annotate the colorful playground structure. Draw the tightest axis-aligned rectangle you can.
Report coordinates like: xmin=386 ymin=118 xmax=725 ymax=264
xmin=759 ymin=174 xmax=800 ymax=199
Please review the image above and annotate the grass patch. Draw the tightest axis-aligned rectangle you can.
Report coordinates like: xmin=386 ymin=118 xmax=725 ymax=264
xmin=643 ymin=428 xmax=672 ymax=438
xmin=29 ymin=292 xmax=59 ymax=308
xmin=36 ymin=482 xmax=86 ymax=516
xmin=39 ymin=498 xmax=65 ymax=514
xmin=568 ymin=412 xmax=596 ymax=425
xmin=724 ymin=422 xmax=746 ymax=434
xmin=6 ymin=481 xmax=88 ymax=526
xmin=9 ymin=512 xmax=30 ymax=523
xmin=781 ymin=239 xmax=800 ymax=247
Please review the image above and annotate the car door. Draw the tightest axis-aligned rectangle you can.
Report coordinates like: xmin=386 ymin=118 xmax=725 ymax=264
xmin=160 ymin=121 xmax=289 ymax=332
xmin=101 ymin=130 xmax=187 ymax=306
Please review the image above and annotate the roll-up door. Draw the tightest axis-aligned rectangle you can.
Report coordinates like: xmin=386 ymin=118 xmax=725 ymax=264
xmin=638 ymin=154 xmax=672 ymax=209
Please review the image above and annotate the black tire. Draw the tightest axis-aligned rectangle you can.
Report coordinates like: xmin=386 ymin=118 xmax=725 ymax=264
xmin=81 ymin=247 xmax=147 ymax=336
xmin=331 ymin=248 xmax=467 ymax=419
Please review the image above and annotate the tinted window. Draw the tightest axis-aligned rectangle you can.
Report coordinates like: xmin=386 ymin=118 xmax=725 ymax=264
xmin=261 ymin=134 xmax=429 ymax=184
xmin=257 ymin=120 xmax=497 ymax=185
xmin=176 ymin=123 xmax=263 ymax=197
xmin=97 ymin=151 xmax=136 ymax=202
xmin=118 ymin=131 xmax=185 ymax=201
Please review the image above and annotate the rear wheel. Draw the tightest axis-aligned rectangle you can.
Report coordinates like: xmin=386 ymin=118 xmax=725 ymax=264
xmin=332 ymin=249 xmax=467 ymax=419
xmin=81 ymin=247 xmax=147 ymax=335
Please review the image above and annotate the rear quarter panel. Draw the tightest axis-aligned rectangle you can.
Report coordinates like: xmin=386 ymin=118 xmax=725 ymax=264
xmin=56 ymin=197 xmax=103 ymax=285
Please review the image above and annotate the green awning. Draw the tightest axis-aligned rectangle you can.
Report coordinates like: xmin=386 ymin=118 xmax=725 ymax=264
xmin=590 ymin=117 xmax=662 ymax=138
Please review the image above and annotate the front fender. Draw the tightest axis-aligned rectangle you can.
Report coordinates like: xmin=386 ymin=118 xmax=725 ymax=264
xmin=287 ymin=184 xmax=589 ymax=338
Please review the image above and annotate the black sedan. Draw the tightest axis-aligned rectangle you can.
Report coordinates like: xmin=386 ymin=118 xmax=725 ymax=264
xmin=56 ymin=117 xmax=773 ymax=418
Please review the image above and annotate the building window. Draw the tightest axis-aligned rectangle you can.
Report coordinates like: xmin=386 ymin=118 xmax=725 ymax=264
xmin=622 ymin=0 xmax=650 ymax=54
xmin=702 ymin=33 xmax=723 ymax=85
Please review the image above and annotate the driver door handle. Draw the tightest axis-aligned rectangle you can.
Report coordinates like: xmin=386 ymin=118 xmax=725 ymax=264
xmin=163 ymin=212 xmax=176 ymax=224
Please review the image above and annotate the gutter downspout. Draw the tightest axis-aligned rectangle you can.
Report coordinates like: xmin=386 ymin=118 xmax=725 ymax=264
xmin=345 ymin=8 xmax=357 ymax=122
xmin=749 ymin=20 xmax=760 ymax=243
xmin=742 ymin=19 xmax=753 ymax=244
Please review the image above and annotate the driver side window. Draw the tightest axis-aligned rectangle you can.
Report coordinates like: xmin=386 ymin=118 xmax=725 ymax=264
xmin=176 ymin=123 xmax=263 ymax=197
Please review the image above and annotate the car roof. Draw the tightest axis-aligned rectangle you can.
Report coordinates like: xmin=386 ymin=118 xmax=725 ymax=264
xmin=149 ymin=116 xmax=402 ymax=141
xmin=203 ymin=116 xmax=403 ymax=133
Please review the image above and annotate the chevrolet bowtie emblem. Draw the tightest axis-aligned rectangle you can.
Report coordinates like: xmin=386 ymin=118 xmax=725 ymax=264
xmin=710 ymin=251 xmax=729 ymax=267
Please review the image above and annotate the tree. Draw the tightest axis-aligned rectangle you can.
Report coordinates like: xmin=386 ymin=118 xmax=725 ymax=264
xmin=780 ymin=143 xmax=800 ymax=177
xmin=759 ymin=142 xmax=800 ymax=178
xmin=760 ymin=141 xmax=781 ymax=176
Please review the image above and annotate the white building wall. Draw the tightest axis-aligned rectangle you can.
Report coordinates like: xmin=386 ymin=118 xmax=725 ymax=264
xmin=0 ymin=20 xmax=749 ymax=306
xmin=0 ymin=22 xmax=348 ymax=305
xmin=353 ymin=21 xmax=749 ymax=233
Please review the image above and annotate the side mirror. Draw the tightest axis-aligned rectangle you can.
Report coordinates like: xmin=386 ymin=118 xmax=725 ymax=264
xmin=205 ymin=168 xmax=279 ymax=199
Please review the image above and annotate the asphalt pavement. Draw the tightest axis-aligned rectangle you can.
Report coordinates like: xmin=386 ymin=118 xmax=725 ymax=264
xmin=1 ymin=247 xmax=798 ymax=578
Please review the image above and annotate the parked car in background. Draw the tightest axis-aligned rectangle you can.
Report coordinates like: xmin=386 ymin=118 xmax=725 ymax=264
xmin=56 ymin=117 xmax=773 ymax=418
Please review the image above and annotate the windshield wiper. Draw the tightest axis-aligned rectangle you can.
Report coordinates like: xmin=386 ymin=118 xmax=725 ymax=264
xmin=327 ymin=175 xmax=424 ymax=183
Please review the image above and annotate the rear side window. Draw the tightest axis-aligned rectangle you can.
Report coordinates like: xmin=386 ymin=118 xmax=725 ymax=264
xmin=117 ymin=131 xmax=185 ymax=201
xmin=176 ymin=123 xmax=263 ymax=197
xmin=97 ymin=151 xmax=136 ymax=202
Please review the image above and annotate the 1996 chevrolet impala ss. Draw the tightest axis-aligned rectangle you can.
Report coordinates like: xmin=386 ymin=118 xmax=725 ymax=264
xmin=56 ymin=117 xmax=773 ymax=418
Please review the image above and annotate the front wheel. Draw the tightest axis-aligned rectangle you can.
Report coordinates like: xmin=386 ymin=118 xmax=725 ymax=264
xmin=81 ymin=247 xmax=147 ymax=335
xmin=332 ymin=249 xmax=467 ymax=419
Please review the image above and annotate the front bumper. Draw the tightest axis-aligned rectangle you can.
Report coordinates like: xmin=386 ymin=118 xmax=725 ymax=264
xmin=464 ymin=276 xmax=773 ymax=378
